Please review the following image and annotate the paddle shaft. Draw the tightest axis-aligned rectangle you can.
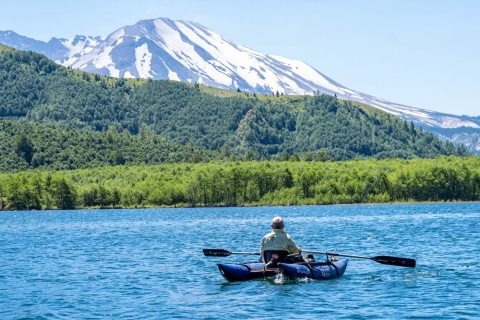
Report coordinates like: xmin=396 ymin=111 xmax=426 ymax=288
xmin=229 ymin=252 xmax=260 ymax=255
xmin=203 ymin=249 xmax=260 ymax=257
xmin=302 ymin=250 xmax=372 ymax=260
xmin=302 ymin=250 xmax=416 ymax=268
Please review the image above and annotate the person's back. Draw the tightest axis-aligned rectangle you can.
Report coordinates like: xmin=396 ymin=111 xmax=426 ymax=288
xmin=260 ymin=217 xmax=300 ymax=265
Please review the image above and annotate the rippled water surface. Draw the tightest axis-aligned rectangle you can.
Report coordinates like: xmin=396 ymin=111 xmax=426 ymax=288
xmin=1 ymin=204 xmax=479 ymax=319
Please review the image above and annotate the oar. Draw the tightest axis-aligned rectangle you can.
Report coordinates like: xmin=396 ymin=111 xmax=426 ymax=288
xmin=203 ymin=249 xmax=260 ymax=257
xmin=302 ymin=250 xmax=416 ymax=268
xmin=203 ymin=249 xmax=416 ymax=268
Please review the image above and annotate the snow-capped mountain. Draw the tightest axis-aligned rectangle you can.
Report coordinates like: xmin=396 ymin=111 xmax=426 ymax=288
xmin=1 ymin=18 xmax=480 ymax=153
xmin=0 ymin=30 xmax=102 ymax=63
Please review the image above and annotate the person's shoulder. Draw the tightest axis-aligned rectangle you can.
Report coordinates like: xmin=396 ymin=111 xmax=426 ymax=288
xmin=261 ymin=231 xmax=274 ymax=239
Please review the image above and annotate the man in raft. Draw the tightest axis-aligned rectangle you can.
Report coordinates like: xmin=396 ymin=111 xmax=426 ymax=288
xmin=260 ymin=216 xmax=302 ymax=267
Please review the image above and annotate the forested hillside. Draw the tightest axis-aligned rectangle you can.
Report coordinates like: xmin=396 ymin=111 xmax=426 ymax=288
xmin=0 ymin=46 xmax=468 ymax=160
xmin=0 ymin=121 xmax=215 ymax=172
xmin=1 ymin=156 xmax=479 ymax=210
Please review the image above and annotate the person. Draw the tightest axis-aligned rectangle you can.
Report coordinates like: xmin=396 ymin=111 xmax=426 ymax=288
xmin=260 ymin=216 xmax=301 ymax=265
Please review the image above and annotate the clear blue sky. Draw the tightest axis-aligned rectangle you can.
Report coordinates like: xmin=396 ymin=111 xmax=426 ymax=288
xmin=1 ymin=0 xmax=479 ymax=116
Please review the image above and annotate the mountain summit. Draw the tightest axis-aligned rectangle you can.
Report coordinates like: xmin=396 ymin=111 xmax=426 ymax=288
xmin=64 ymin=18 xmax=354 ymax=97
xmin=1 ymin=18 xmax=479 ymax=153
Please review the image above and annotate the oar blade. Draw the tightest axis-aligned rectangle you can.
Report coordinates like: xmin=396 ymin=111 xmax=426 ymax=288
xmin=372 ymin=255 xmax=416 ymax=268
xmin=203 ymin=249 xmax=232 ymax=257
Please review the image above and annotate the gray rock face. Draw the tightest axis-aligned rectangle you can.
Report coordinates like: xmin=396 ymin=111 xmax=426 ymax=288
xmin=1 ymin=18 xmax=479 ymax=154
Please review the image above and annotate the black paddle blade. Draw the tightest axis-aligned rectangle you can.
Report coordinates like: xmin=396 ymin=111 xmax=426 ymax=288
xmin=203 ymin=249 xmax=231 ymax=257
xmin=372 ymin=255 xmax=416 ymax=268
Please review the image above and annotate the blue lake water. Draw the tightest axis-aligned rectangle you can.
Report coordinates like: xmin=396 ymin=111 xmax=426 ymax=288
xmin=1 ymin=203 xmax=479 ymax=319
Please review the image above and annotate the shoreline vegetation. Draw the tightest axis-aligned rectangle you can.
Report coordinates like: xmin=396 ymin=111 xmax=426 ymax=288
xmin=1 ymin=156 xmax=479 ymax=211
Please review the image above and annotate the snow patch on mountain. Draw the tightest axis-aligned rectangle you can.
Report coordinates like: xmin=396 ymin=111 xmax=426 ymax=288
xmin=134 ymin=43 xmax=152 ymax=78
xmin=56 ymin=35 xmax=103 ymax=65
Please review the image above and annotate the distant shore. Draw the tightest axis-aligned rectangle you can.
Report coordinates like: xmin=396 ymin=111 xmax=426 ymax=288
xmin=2 ymin=200 xmax=480 ymax=212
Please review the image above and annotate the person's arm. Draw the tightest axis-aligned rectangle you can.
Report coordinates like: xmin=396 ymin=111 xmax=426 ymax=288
xmin=286 ymin=236 xmax=301 ymax=254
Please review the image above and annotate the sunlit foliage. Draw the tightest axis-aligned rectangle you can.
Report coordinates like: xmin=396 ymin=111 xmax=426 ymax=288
xmin=1 ymin=156 xmax=479 ymax=210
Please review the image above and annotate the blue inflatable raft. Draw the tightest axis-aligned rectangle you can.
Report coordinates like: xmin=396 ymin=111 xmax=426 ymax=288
xmin=217 ymin=259 xmax=348 ymax=282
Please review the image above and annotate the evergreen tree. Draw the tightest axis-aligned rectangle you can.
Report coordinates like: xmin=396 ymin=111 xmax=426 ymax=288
xmin=315 ymin=150 xmax=330 ymax=162
xmin=280 ymin=151 xmax=290 ymax=161
xmin=52 ymin=178 xmax=76 ymax=209
xmin=245 ymin=149 xmax=255 ymax=161
xmin=303 ymin=152 xmax=313 ymax=162
xmin=290 ymin=152 xmax=300 ymax=161
xmin=15 ymin=134 xmax=35 ymax=164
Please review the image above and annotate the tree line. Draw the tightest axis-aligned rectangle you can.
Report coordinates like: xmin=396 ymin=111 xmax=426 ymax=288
xmin=1 ymin=156 xmax=479 ymax=210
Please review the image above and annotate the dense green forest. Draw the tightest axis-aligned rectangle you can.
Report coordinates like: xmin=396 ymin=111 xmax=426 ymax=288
xmin=0 ymin=120 xmax=217 ymax=172
xmin=0 ymin=46 xmax=467 ymax=160
xmin=1 ymin=156 xmax=479 ymax=210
